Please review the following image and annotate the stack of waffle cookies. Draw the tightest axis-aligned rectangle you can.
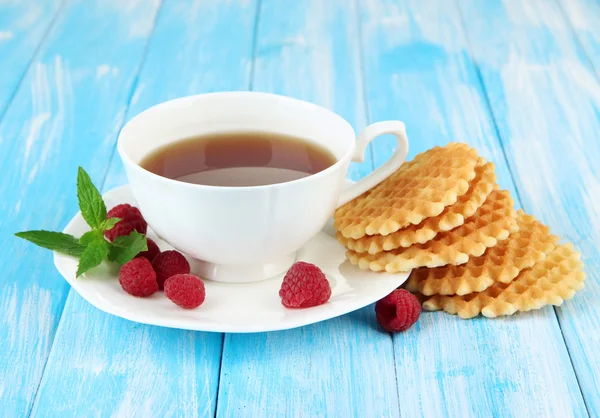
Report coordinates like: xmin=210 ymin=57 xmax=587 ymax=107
xmin=334 ymin=143 xmax=585 ymax=319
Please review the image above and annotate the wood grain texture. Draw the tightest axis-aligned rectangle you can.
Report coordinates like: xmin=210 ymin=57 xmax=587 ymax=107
xmin=31 ymin=1 xmax=258 ymax=416
xmin=215 ymin=1 xmax=399 ymax=417
xmin=0 ymin=0 xmax=62 ymax=118
xmin=558 ymin=0 xmax=600 ymax=75
xmin=358 ymin=0 xmax=587 ymax=416
xmin=559 ymin=0 xmax=600 ymax=406
xmin=32 ymin=295 xmax=223 ymax=418
xmin=459 ymin=0 xmax=600 ymax=413
xmin=0 ymin=0 xmax=161 ymax=416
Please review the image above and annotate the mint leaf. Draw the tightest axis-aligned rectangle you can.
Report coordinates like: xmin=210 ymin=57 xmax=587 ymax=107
xmin=79 ymin=230 xmax=100 ymax=245
xmin=77 ymin=167 xmax=106 ymax=229
xmin=102 ymin=217 xmax=121 ymax=231
xmin=76 ymin=237 xmax=109 ymax=277
xmin=108 ymin=231 xmax=147 ymax=265
xmin=111 ymin=231 xmax=147 ymax=249
xmin=15 ymin=230 xmax=86 ymax=257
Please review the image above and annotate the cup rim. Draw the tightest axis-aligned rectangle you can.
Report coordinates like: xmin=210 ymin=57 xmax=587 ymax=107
xmin=117 ymin=91 xmax=357 ymax=191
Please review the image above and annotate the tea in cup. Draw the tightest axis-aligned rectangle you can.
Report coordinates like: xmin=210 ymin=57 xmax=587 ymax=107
xmin=117 ymin=92 xmax=409 ymax=283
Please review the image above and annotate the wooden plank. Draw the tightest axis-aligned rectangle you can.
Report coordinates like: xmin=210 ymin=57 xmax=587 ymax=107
xmin=215 ymin=1 xmax=400 ymax=417
xmin=358 ymin=0 xmax=588 ymax=416
xmin=30 ymin=1 xmax=258 ymax=416
xmin=558 ymin=0 xmax=600 ymax=408
xmin=559 ymin=0 xmax=600 ymax=74
xmin=0 ymin=1 xmax=161 ymax=416
xmin=459 ymin=0 xmax=600 ymax=412
xmin=0 ymin=0 xmax=62 ymax=118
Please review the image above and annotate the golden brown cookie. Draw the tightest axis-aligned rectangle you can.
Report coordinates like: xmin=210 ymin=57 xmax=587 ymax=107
xmin=346 ymin=189 xmax=518 ymax=272
xmin=421 ymin=243 xmax=585 ymax=318
xmin=405 ymin=210 xmax=559 ymax=295
xmin=339 ymin=160 xmax=496 ymax=253
xmin=334 ymin=143 xmax=480 ymax=239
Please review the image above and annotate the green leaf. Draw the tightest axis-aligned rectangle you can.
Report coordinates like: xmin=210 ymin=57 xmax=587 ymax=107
xmin=76 ymin=238 xmax=109 ymax=277
xmin=77 ymin=167 xmax=106 ymax=229
xmin=15 ymin=230 xmax=86 ymax=257
xmin=101 ymin=217 xmax=121 ymax=231
xmin=108 ymin=231 xmax=148 ymax=265
xmin=79 ymin=230 xmax=100 ymax=245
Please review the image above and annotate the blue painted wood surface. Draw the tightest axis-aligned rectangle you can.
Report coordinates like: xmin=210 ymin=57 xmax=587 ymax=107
xmin=0 ymin=0 xmax=62 ymax=118
xmin=0 ymin=0 xmax=160 ymax=416
xmin=1 ymin=0 xmax=599 ymax=416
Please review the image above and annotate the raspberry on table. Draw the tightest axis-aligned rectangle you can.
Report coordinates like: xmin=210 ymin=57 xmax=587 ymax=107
xmin=164 ymin=274 xmax=206 ymax=309
xmin=136 ymin=238 xmax=160 ymax=262
xmin=152 ymin=250 xmax=191 ymax=289
xmin=375 ymin=289 xmax=421 ymax=332
xmin=104 ymin=203 xmax=148 ymax=242
xmin=118 ymin=257 xmax=158 ymax=297
xmin=279 ymin=261 xmax=331 ymax=308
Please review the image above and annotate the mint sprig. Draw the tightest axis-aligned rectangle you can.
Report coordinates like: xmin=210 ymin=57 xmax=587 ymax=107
xmin=108 ymin=231 xmax=147 ymax=265
xmin=102 ymin=217 xmax=121 ymax=231
xmin=77 ymin=236 xmax=110 ymax=277
xmin=16 ymin=167 xmax=148 ymax=277
xmin=14 ymin=231 xmax=86 ymax=257
xmin=77 ymin=167 xmax=107 ymax=229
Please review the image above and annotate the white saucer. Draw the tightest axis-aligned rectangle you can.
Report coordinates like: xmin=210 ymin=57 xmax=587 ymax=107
xmin=53 ymin=185 xmax=410 ymax=333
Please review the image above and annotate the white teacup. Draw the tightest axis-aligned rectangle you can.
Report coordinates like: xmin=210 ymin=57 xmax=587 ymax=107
xmin=117 ymin=92 xmax=409 ymax=283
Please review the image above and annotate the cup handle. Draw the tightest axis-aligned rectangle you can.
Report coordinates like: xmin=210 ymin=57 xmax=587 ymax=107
xmin=336 ymin=121 xmax=409 ymax=208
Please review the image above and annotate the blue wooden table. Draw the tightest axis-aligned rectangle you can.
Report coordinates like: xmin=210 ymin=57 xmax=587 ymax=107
xmin=1 ymin=0 xmax=599 ymax=416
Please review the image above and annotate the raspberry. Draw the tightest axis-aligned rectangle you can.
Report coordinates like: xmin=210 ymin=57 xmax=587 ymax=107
xmin=104 ymin=204 xmax=147 ymax=242
xmin=279 ymin=261 xmax=331 ymax=308
xmin=164 ymin=274 xmax=206 ymax=309
xmin=118 ymin=257 xmax=158 ymax=297
xmin=152 ymin=250 xmax=191 ymax=289
xmin=136 ymin=238 xmax=160 ymax=262
xmin=375 ymin=289 xmax=421 ymax=332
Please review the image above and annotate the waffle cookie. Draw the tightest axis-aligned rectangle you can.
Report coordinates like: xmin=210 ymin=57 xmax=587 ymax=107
xmin=334 ymin=143 xmax=480 ymax=239
xmin=422 ymin=244 xmax=585 ymax=318
xmin=338 ymin=160 xmax=497 ymax=253
xmin=405 ymin=210 xmax=559 ymax=295
xmin=346 ymin=189 xmax=518 ymax=273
